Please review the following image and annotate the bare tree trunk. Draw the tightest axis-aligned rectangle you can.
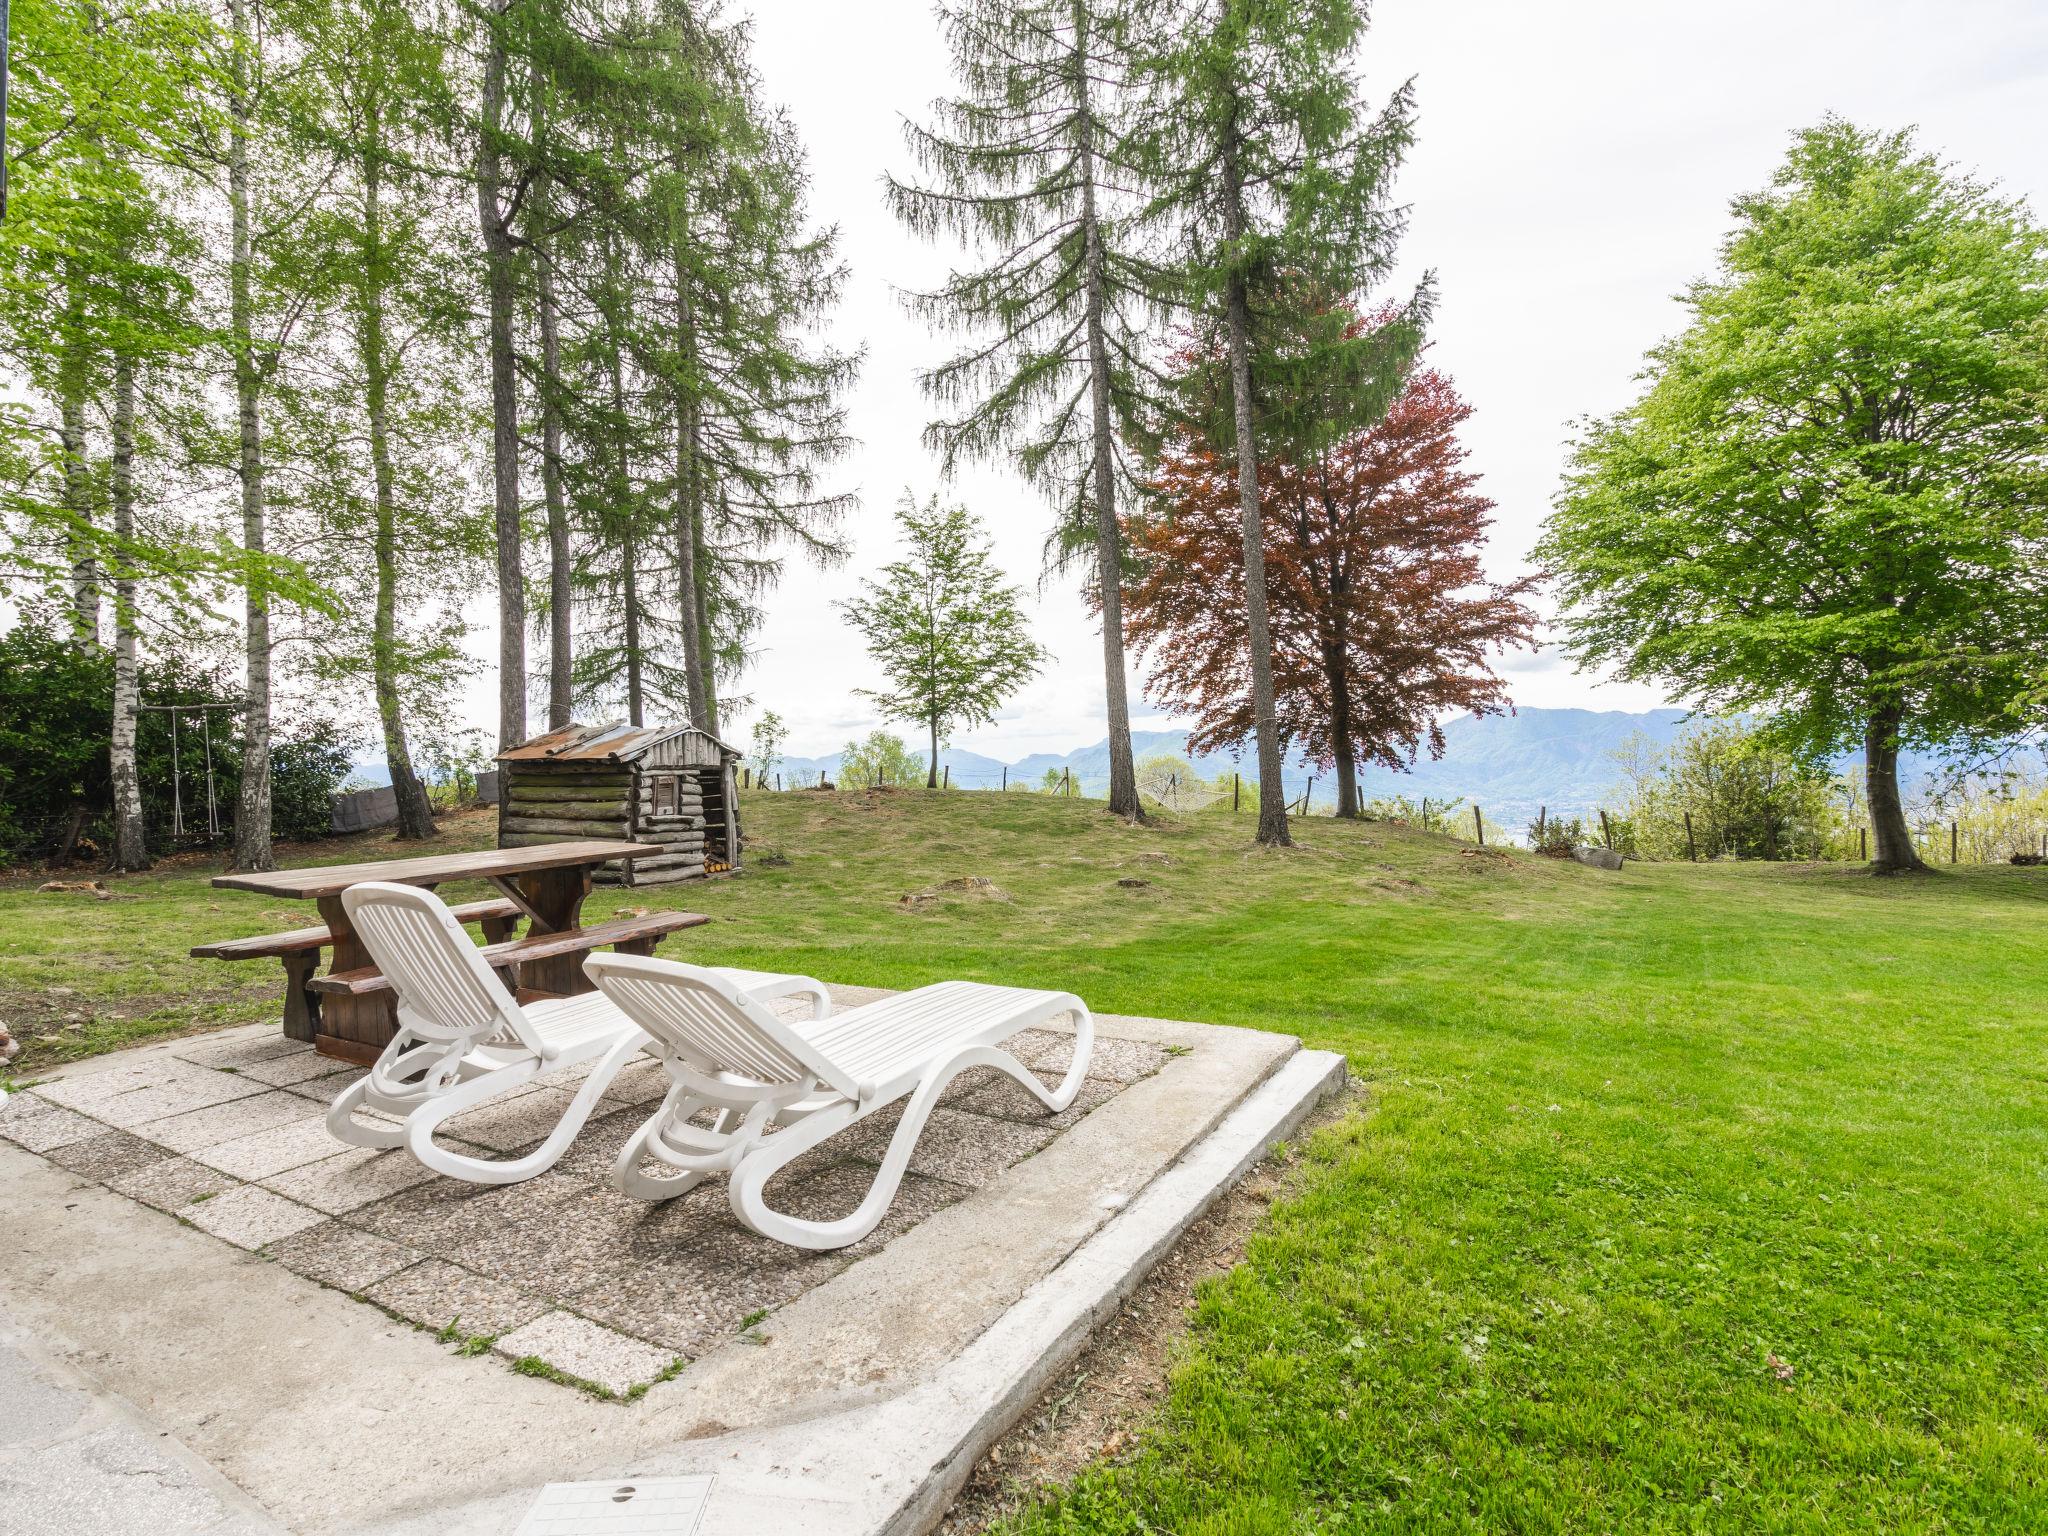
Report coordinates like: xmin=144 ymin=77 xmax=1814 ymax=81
xmin=1865 ymin=704 xmax=1924 ymax=874
xmin=1327 ymin=648 xmax=1360 ymax=818
xmin=1071 ymin=1 xmax=1140 ymax=823
xmin=928 ymin=715 xmax=940 ymax=789
xmin=108 ymin=352 xmax=149 ymax=872
xmin=359 ymin=139 xmax=435 ymax=842
xmin=479 ymin=0 xmax=526 ymax=749
xmin=1220 ymin=136 xmax=1289 ymax=847
xmin=227 ymin=0 xmax=274 ymax=871
xmin=534 ymin=206 xmax=573 ymax=730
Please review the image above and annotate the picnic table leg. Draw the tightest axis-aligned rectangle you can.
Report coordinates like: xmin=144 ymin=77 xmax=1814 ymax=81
xmin=514 ymin=864 xmax=595 ymax=996
xmin=311 ymin=893 xmax=400 ymax=1063
xmin=279 ymin=952 xmax=322 ymax=1043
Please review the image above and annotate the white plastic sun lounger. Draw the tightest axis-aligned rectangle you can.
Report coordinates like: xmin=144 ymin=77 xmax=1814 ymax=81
xmin=583 ymin=952 xmax=1094 ymax=1250
xmin=325 ymin=882 xmax=830 ymax=1185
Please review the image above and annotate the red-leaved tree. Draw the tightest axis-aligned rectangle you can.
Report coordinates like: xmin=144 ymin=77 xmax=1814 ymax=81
xmin=1126 ymin=366 xmax=1538 ymax=817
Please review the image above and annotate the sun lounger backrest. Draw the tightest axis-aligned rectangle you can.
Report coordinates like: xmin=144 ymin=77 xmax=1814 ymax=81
xmin=342 ymin=882 xmax=538 ymax=1053
xmin=584 ymin=953 xmax=861 ymax=1100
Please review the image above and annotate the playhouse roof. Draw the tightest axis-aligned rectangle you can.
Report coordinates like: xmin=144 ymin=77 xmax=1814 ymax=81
xmin=496 ymin=721 xmax=739 ymax=765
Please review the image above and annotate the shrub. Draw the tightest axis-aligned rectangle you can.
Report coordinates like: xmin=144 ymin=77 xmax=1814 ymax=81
xmin=1527 ymin=813 xmax=1587 ymax=857
xmin=839 ymin=730 xmax=924 ymax=789
xmin=270 ymin=722 xmax=355 ymax=841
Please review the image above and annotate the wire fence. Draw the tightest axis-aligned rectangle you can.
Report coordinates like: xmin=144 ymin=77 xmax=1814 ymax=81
xmin=733 ymin=765 xmax=2048 ymax=866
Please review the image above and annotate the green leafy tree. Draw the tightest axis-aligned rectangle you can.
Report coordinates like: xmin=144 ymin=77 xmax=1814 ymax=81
xmin=836 ymin=493 xmax=1046 ymax=788
xmin=889 ymin=0 xmax=1165 ymax=821
xmin=1539 ymin=120 xmax=2048 ymax=874
xmin=1135 ymin=0 xmax=1430 ymax=846
xmin=747 ymin=710 xmax=786 ymax=786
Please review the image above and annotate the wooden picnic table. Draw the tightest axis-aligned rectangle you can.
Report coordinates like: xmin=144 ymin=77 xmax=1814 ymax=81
xmin=205 ymin=839 xmax=683 ymax=1063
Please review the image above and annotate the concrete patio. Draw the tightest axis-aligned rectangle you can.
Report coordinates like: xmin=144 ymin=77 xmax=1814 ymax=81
xmin=1 ymin=984 xmax=1343 ymax=1535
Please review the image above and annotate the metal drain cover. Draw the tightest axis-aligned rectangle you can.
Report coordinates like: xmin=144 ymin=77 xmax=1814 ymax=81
xmin=514 ymin=1475 xmax=714 ymax=1535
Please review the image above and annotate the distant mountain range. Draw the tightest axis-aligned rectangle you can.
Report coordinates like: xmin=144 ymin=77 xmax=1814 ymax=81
xmin=353 ymin=707 xmax=1951 ymax=827
xmin=763 ymin=707 xmax=1952 ymax=825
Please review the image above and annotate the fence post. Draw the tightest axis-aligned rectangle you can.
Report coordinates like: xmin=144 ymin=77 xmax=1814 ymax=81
xmin=819 ymin=770 xmax=826 ymax=789
xmin=1474 ymin=805 xmax=1484 ymax=846
xmin=1536 ymin=805 xmax=1546 ymax=843
xmin=1063 ymin=768 xmax=1071 ymax=797
xmin=1305 ymin=777 xmax=1314 ymax=815
xmin=1952 ymin=821 xmax=1958 ymax=863
xmin=1600 ymin=809 xmax=1613 ymax=849
xmin=1859 ymin=826 xmax=1866 ymax=861
xmin=1001 ymin=766 xmax=1007 ymax=792
xmin=1684 ymin=810 xmax=1697 ymax=862
xmin=1232 ymin=774 xmax=1239 ymax=813
xmin=942 ymin=765 xmax=949 ymax=790
xmin=776 ymin=773 xmax=783 ymax=793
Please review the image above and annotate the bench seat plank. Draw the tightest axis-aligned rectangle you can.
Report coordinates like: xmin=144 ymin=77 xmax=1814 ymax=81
xmin=310 ymin=910 xmax=707 ymax=996
xmin=191 ymin=898 xmax=525 ymax=961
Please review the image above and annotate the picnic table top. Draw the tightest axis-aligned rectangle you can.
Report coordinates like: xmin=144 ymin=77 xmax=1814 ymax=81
xmin=210 ymin=839 xmax=665 ymax=900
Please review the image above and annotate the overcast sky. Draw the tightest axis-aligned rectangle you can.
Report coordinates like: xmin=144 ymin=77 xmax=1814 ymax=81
xmin=462 ymin=0 xmax=2048 ymax=760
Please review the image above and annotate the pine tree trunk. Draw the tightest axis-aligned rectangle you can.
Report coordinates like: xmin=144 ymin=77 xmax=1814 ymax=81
xmin=1865 ymin=704 xmax=1924 ymax=874
xmin=360 ymin=140 xmax=435 ymax=842
xmin=693 ymin=545 xmax=720 ymax=737
xmin=479 ymin=0 xmax=526 ymax=749
xmin=227 ymin=0 xmax=275 ymax=872
xmin=534 ymin=209 xmax=573 ymax=730
xmin=59 ymin=288 xmax=99 ymax=650
xmin=604 ymin=295 xmax=645 ymax=728
xmin=107 ymin=352 xmax=149 ymax=872
xmin=1071 ymin=1 xmax=1141 ymax=823
xmin=1220 ymin=137 xmax=1289 ymax=848
xmin=670 ymin=193 xmax=709 ymax=730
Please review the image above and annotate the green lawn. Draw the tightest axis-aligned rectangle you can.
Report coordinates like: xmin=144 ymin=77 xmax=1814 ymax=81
xmin=4 ymin=789 xmax=2045 ymax=1530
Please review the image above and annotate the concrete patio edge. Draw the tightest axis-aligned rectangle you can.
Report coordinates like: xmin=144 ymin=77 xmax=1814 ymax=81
xmin=393 ymin=1045 xmax=1349 ymax=1536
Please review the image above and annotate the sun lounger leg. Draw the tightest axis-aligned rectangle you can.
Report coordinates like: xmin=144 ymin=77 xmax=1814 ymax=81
xmin=402 ymin=1030 xmax=645 ymax=1186
xmin=729 ymin=1029 xmax=1084 ymax=1251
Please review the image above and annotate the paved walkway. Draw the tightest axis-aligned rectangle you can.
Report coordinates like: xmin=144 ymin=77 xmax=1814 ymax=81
xmin=0 ymin=1310 xmax=282 ymax=1536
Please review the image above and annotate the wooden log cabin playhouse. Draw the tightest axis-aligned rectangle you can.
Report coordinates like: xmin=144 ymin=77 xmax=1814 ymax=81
xmin=496 ymin=722 xmax=742 ymax=886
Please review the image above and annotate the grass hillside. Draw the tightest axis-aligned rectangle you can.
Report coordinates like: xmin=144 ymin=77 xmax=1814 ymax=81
xmin=5 ymin=789 xmax=2046 ymax=1530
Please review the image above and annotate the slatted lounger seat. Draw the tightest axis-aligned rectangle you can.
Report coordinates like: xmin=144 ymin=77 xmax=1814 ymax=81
xmin=584 ymin=954 xmax=1094 ymax=1250
xmin=326 ymin=882 xmax=829 ymax=1184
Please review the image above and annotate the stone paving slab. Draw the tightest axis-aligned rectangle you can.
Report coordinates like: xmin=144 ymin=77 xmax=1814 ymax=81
xmin=365 ymin=1259 xmax=550 ymax=1339
xmin=268 ymin=1223 xmax=422 ymax=1292
xmin=41 ymin=1129 xmax=175 ymax=1183
xmin=137 ymin=1090 xmax=318 ymax=1154
xmin=181 ymin=1187 xmax=327 ymax=1250
xmin=191 ymin=1118 xmax=359 ymax=1180
xmin=107 ymin=1155 xmax=240 ymax=1213
xmin=259 ymin=1144 xmax=438 ymax=1213
xmin=491 ymin=1312 xmax=676 ymax=1398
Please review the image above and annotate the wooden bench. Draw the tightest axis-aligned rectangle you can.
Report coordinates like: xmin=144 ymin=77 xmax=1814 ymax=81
xmin=190 ymin=897 xmax=525 ymax=961
xmin=193 ymin=898 xmax=526 ymax=1042
xmin=309 ymin=910 xmax=708 ymax=997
